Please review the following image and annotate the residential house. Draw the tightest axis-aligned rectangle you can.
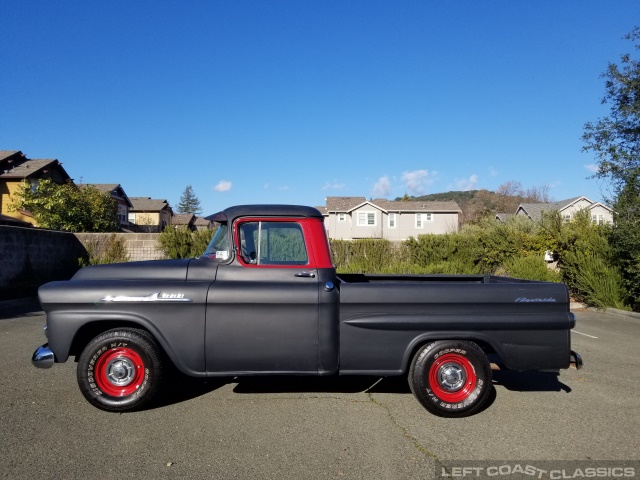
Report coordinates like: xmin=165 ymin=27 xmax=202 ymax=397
xmin=194 ymin=216 xmax=213 ymax=231
xmin=172 ymin=213 xmax=196 ymax=231
xmin=515 ymin=196 xmax=613 ymax=224
xmin=320 ymin=196 xmax=462 ymax=240
xmin=0 ymin=150 xmax=72 ymax=225
xmin=128 ymin=197 xmax=173 ymax=232
xmin=79 ymin=184 xmax=133 ymax=228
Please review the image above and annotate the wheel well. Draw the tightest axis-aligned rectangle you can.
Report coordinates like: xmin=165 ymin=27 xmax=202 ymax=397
xmin=405 ymin=338 xmax=500 ymax=373
xmin=69 ymin=321 xmax=156 ymax=359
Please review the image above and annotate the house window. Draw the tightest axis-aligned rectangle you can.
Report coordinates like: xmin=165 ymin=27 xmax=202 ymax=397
xmin=337 ymin=213 xmax=346 ymax=222
xmin=415 ymin=213 xmax=433 ymax=228
xmin=592 ymin=214 xmax=605 ymax=225
xmin=118 ymin=204 xmax=128 ymax=225
xmin=388 ymin=213 xmax=396 ymax=228
xmin=357 ymin=211 xmax=376 ymax=226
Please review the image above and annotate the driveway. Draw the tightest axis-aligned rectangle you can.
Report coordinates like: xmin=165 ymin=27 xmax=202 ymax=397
xmin=0 ymin=309 xmax=638 ymax=479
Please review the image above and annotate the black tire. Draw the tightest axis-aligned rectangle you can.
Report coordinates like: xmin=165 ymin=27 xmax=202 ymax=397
xmin=408 ymin=340 xmax=492 ymax=418
xmin=77 ymin=328 xmax=163 ymax=412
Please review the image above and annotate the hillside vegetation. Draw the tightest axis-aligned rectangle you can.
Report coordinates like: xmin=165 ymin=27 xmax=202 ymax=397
xmin=396 ymin=181 xmax=551 ymax=224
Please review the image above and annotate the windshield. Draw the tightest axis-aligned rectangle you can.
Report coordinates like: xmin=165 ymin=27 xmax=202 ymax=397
xmin=202 ymin=224 xmax=230 ymax=260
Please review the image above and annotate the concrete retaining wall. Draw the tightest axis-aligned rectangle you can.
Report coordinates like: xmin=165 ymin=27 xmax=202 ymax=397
xmin=0 ymin=227 xmax=165 ymax=300
xmin=73 ymin=233 xmax=165 ymax=262
xmin=0 ymin=226 xmax=86 ymax=299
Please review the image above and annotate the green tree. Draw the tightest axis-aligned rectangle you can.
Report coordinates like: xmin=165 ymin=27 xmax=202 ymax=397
xmin=176 ymin=185 xmax=202 ymax=215
xmin=582 ymin=27 xmax=640 ymax=311
xmin=11 ymin=179 xmax=119 ymax=232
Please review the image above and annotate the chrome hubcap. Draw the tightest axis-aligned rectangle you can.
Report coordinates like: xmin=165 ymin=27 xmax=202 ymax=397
xmin=438 ymin=362 xmax=466 ymax=392
xmin=106 ymin=357 xmax=136 ymax=387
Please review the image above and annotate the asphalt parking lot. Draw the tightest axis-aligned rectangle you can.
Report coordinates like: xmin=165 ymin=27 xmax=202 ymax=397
xmin=1 ymin=308 xmax=639 ymax=479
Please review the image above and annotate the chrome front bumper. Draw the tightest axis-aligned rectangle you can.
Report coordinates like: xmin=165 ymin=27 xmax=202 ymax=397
xmin=32 ymin=344 xmax=55 ymax=369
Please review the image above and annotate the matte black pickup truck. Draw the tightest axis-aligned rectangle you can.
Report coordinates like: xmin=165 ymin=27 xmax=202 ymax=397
xmin=32 ymin=205 xmax=582 ymax=417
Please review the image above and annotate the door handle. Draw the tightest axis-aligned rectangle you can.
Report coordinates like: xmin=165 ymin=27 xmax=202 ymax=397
xmin=295 ymin=271 xmax=316 ymax=278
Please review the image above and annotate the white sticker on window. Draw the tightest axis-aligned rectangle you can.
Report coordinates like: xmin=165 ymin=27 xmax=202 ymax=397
xmin=216 ymin=251 xmax=229 ymax=260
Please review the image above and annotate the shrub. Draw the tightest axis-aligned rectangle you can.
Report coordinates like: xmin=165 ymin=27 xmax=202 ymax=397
xmin=158 ymin=228 xmax=217 ymax=259
xmin=498 ymin=255 xmax=561 ymax=282
xmin=561 ymin=251 xmax=628 ymax=310
xmin=330 ymin=239 xmax=405 ymax=273
xmin=79 ymin=234 xmax=129 ymax=266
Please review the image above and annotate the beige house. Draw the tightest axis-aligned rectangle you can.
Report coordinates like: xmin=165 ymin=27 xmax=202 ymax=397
xmin=0 ymin=150 xmax=72 ymax=225
xmin=319 ymin=196 xmax=462 ymax=240
xmin=128 ymin=197 xmax=173 ymax=232
xmin=515 ymin=196 xmax=613 ymax=224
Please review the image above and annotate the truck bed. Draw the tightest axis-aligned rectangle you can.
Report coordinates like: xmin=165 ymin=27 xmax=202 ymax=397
xmin=337 ymin=273 xmax=545 ymax=284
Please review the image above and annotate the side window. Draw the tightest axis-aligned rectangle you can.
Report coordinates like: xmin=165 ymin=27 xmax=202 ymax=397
xmin=238 ymin=221 xmax=308 ymax=266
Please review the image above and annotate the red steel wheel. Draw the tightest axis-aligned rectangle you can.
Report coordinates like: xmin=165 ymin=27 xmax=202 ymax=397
xmin=409 ymin=340 xmax=492 ymax=418
xmin=428 ymin=352 xmax=478 ymax=403
xmin=77 ymin=328 xmax=163 ymax=412
xmin=94 ymin=347 xmax=146 ymax=397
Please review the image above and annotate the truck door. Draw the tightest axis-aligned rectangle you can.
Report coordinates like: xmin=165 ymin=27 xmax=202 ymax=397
xmin=205 ymin=219 xmax=320 ymax=374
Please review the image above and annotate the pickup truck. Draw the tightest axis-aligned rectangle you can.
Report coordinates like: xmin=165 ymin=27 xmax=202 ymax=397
xmin=32 ymin=204 xmax=582 ymax=417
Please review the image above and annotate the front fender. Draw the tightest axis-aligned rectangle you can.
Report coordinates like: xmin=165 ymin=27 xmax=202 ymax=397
xmin=46 ymin=310 xmax=207 ymax=376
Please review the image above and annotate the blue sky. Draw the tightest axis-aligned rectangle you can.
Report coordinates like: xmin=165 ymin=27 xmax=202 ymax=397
xmin=2 ymin=1 xmax=639 ymax=216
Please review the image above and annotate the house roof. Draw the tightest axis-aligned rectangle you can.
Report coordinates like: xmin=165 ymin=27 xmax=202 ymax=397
xmin=80 ymin=183 xmax=120 ymax=194
xmin=194 ymin=216 xmax=212 ymax=226
xmin=0 ymin=159 xmax=70 ymax=181
xmin=129 ymin=197 xmax=171 ymax=212
xmin=315 ymin=206 xmax=328 ymax=215
xmin=517 ymin=197 xmax=591 ymax=221
xmin=78 ymin=183 xmax=133 ymax=208
xmin=373 ymin=200 xmax=461 ymax=213
xmin=0 ymin=150 xmax=23 ymax=163
xmin=325 ymin=197 xmax=367 ymax=211
xmin=324 ymin=196 xmax=461 ymax=214
xmin=172 ymin=213 xmax=195 ymax=226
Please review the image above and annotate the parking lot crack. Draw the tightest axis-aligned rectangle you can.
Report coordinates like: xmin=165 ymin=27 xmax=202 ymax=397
xmin=367 ymin=392 xmax=445 ymax=469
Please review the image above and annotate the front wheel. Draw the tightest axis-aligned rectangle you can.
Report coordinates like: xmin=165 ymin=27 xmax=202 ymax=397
xmin=408 ymin=340 xmax=492 ymax=418
xmin=77 ymin=328 xmax=163 ymax=412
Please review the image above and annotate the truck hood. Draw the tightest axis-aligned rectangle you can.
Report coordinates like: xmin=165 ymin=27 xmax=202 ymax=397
xmin=71 ymin=258 xmax=192 ymax=282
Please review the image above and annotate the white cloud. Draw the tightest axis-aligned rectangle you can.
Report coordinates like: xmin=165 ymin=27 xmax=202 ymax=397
xmin=401 ymin=170 xmax=436 ymax=195
xmin=213 ymin=180 xmax=232 ymax=192
xmin=373 ymin=176 xmax=392 ymax=197
xmin=585 ymin=164 xmax=599 ymax=173
xmin=323 ymin=181 xmax=346 ymax=191
xmin=455 ymin=174 xmax=478 ymax=191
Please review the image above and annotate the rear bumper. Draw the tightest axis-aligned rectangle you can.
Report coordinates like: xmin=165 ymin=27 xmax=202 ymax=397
xmin=32 ymin=344 xmax=55 ymax=369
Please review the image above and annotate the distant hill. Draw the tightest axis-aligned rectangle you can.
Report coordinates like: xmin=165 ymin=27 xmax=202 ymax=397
xmin=395 ymin=190 xmax=545 ymax=223
xmin=396 ymin=190 xmax=481 ymax=204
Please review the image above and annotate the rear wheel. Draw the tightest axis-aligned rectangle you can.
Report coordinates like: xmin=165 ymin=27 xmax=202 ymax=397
xmin=77 ymin=328 xmax=163 ymax=412
xmin=409 ymin=340 xmax=492 ymax=418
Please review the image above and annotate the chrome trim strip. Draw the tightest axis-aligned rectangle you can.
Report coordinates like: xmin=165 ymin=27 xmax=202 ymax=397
xmin=101 ymin=292 xmax=192 ymax=303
